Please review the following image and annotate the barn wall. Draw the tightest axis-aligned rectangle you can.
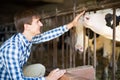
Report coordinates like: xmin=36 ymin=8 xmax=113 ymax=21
xmin=0 ymin=1 xmax=120 ymax=79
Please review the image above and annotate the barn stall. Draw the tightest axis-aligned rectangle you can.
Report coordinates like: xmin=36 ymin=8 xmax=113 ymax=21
xmin=0 ymin=0 xmax=120 ymax=80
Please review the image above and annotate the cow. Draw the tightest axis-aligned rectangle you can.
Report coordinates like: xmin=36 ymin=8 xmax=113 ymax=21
xmin=83 ymin=8 xmax=120 ymax=41
xmin=74 ymin=8 xmax=120 ymax=80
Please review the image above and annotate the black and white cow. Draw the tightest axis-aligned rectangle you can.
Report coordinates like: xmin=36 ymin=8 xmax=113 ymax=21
xmin=74 ymin=8 xmax=120 ymax=80
xmin=83 ymin=8 xmax=120 ymax=41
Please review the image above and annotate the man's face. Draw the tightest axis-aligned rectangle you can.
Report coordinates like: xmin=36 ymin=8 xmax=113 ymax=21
xmin=29 ymin=17 xmax=43 ymax=36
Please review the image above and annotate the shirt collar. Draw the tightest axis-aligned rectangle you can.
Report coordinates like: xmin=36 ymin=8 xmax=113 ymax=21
xmin=18 ymin=33 xmax=32 ymax=46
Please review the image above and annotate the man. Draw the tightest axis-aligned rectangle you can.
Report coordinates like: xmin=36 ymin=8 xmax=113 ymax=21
xmin=0 ymin=9 xmax=85 ymax=80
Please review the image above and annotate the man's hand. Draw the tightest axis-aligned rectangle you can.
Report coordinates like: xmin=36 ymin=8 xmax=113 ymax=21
xmin=45 ymin=68 xmax=66 ymax=80
xmin=72 ymin=10 xmax=85 ymax=26
xmin=66 ymin=10 xmax=85 ymax=30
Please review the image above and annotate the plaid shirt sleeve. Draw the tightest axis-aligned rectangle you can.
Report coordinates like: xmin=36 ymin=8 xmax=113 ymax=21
xmin=3 ymin=43 xmax=45 ymax=80
xmin=32 ymin=25 xmax=68 ymax=44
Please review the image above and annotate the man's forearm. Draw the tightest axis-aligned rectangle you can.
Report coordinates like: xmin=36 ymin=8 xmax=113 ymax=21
xmin=66 ymin=22 xmax=74 ymax=30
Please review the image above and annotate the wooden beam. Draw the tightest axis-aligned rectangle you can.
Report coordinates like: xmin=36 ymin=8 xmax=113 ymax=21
xmin=35 ymin=0 xmax=64 ymax=3
xmin=45 ymin=0 xmax=64 ymax=3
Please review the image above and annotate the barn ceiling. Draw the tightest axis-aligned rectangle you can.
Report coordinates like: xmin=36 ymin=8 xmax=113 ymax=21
xmin=0 ymin=0 xmax=120 ymax=25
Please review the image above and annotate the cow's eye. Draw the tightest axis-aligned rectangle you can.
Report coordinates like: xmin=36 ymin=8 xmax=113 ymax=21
xmin=86 ymin=17 xmax=89 ymax=20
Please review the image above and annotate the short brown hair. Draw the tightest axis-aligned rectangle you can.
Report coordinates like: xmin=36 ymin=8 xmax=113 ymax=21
xmin=14 ymin=9 xmax=40 ymax=33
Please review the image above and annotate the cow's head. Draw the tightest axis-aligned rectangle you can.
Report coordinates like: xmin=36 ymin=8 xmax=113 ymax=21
xmin=74 ymin=9 xmax=120 ymax=52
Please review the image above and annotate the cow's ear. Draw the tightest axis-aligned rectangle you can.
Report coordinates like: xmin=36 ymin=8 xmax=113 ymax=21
xmin=105 ymin=13 xmax=113 ymax=22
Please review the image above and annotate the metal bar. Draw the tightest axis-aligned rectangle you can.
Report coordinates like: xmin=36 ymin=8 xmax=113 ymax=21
xmin=72 ymin=0 xmax=76 ymax=67
xmin=65 ymin=32 xmax=69 ymax=68
xmin=69 ymin=18 xmax=73 ymax=68
xmin=47 ymin=41 xmax=51 ymax=67
xmin=61 ymin=16 xmax=65 ymax=68
xmin=83 ymin=27 xmax=86 ymax=65
xmin=65 ymin=15 xmax=70 ymax=68
xmin=61 ymin=34 xmax=65 ymax=68
xmin=112 ymin=8 xmax=116 ymax=80
xmin=69 ymin=43 xmax=73 ymax=68
xmin=52 ymin=8 xmax=58 ymax=68
xmin=93 ymin=32 xmax=96 ymax=80
xmin=87 ymin=29 xmax=91 ymax=65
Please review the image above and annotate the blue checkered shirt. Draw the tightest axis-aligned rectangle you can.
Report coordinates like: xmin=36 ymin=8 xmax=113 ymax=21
xmin=0 ymin=25 xmax=68 ymax=80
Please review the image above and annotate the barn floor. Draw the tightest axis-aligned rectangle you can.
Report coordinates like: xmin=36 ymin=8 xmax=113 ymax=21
xmin=95 ymin=55 xmax=120 ymax=80
xmin=116 ymin=61 xmax=120 ymax=80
